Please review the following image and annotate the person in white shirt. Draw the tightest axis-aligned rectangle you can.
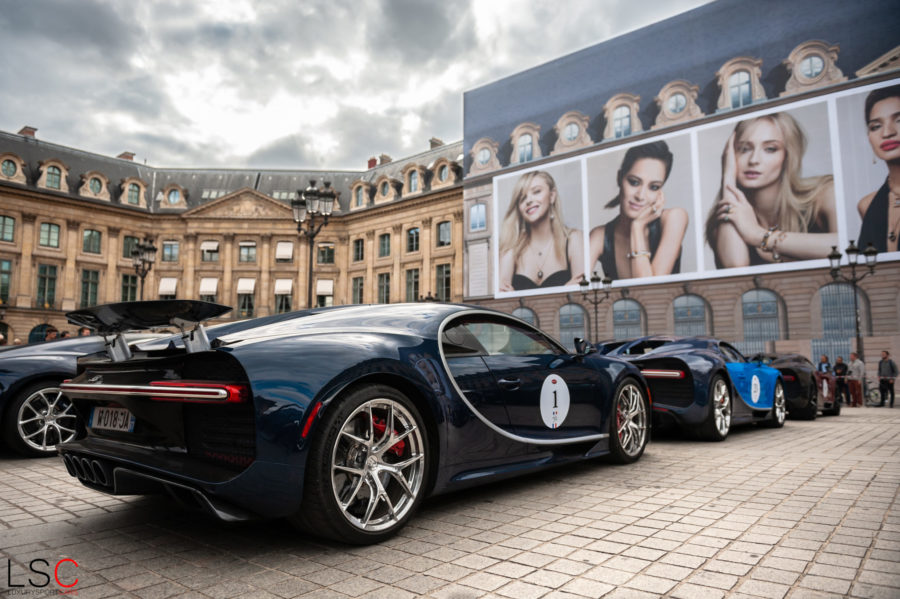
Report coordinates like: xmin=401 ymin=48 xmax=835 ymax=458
xmin=847 ymin=352 xmax=865 ymax=407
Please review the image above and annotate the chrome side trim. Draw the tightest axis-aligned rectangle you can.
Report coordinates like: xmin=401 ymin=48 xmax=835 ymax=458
xmin=437 ymin=309 xmax=609 ymax=446
xmin=60 ymin=382 xmax=228 ymax=400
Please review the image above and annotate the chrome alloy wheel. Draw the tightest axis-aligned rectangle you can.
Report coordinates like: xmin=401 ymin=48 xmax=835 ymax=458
xmin=713 ymin=378 xmax=732 ymax=437
xmin=616 ymin=383 xmax=648 ymax=458
xmin=17 ymin=387 xmax=78 ymax=453
xmin=773 ymin=382 xmax=786 ymax=425
xmin=331 ymin=398 xmax=425 ymax=532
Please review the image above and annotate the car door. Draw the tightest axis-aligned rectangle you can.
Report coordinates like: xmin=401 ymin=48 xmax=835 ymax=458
xmin=721 ymin=342 xmax=773 ymax=409
xmin=455 ymin=315 xmax=607 ymax=441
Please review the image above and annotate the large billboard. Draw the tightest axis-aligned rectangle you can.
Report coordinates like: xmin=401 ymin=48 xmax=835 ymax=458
xmin=488 ymin=80 xmax=900 ymax=298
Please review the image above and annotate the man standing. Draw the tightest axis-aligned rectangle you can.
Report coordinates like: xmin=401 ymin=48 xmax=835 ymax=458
xmin=878 ymin=350 xmax=898 ymax=408
xmin=817 ymin=355 xmax=831 ymax=373
xmin=848 ymin=352 xmax=865 ymax=407
xmin=833 ymin=356 xmax=849 ymax=405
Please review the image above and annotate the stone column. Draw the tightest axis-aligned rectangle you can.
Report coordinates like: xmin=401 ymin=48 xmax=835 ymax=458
xmin=421 ymin=217 xmax=433 ymax=297
xmin=259 ymin=234 xmax=271 ymax=316
xmin=183 ymin=234 xmax=197 ymax=299
xmin=105 ymin=227 xmax=121 ymax=302
xmin=61 ymin=220 xmax=80 ymax=311
xmin=15 ymin=214 xmax=36 ymax=308
xmin=392 ymin=224 xmax=402 ymax=303
xmin=222 ymin=234 xmax=234 ymax=306
xmin=365 ymin=231 xmax=375 ymax=303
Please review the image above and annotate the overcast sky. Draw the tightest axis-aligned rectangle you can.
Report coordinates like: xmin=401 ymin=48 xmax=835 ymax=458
xmin=0 ymin=0 xmax=710 ymax=171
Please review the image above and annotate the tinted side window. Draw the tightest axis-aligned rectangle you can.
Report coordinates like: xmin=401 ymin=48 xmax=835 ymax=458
xmin=443 ymin=316 xmax=559 ymax=357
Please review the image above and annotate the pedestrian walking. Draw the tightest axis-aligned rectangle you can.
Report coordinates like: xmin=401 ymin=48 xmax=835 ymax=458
xmin=878 ymin=350 xmax=898 ymax=407
xmin=848 ymin=352 xmax=865 ymax=407
xmin=833 ymin=356 xmax=849 ymax=405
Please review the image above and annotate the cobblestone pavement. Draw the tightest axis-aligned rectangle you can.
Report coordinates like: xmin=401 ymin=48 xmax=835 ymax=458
xmin=1 ymin=409 xmax=898 ymax=599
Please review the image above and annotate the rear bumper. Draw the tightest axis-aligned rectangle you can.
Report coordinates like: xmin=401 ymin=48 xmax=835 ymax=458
xmin=59 ymin=439 xmax=306 ymax=520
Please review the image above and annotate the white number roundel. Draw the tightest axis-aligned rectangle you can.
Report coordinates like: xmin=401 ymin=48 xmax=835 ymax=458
xmin=540 ymin=374 xmax=570 ymax=429
xmin=751 ymin=374 xmax=761 ymax=403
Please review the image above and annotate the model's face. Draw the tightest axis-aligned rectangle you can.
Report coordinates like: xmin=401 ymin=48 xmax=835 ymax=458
xmin=517 ymin=177 xmax=555 ymax=225
xmin=619 ymin=158 xmax=666 ymax=219
xmin=867 ymin=97 xmax=900 ymax=161
xmin=735 ymin=119 xmax=785 ymax=190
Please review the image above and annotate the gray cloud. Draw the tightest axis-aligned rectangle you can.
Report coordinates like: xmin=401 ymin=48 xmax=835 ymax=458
xmin=0 ymin=0 xmax=712 ymax=169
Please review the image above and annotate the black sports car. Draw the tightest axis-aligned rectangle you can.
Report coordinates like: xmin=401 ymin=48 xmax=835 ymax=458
xmin=0 ymin=334 xmax=157 ymax=457
xmin=600 ymin=336 xmax=786 ymax=441
xmin=58 ymin=300 xmax=650 ymax=544
xmin=749 ymin=353 xmax=837 ymax=418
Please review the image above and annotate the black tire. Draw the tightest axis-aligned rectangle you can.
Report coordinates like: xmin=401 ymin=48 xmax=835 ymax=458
xmin=290 ymin=384 xmax=429 ymax=544
xmin=790 ymin=383 xmax=817 ymax=421
xmin=2 ymin=381 xmax=79 ymax=457
xmin=761 ymin=381 xmax=787 ymax=428
xmin=698 ymin=374 xmax=731 ymax=442
xmin=607 ymin=378 xmax=650 ymax=464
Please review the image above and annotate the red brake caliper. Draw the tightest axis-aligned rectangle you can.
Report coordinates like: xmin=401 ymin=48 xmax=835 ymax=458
xmin=372 ymin=416 xmax=406 ymax=457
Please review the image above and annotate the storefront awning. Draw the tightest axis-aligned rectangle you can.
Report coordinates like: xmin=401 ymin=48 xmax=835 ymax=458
xmin=237 ymin=278 xmax=256 ymax=294
xmin=199 ymin=278 xmax=218 ymax=295
xmin=158 ymin=277 xmax=178 ymax=295
xmin=274 ymin=278 xmax=293 ymax=295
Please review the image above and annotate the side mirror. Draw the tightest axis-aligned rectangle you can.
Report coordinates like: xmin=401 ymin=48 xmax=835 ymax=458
xmin=574 ymin=338 xmax=596 ymax=356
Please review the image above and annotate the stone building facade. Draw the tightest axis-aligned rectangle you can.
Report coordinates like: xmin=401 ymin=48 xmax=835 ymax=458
xmin=0 ymin=131 xmax=464 ymax=343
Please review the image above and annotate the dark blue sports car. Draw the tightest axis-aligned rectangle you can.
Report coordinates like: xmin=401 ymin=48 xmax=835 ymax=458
xmin=0 ymin=334 xmax=158 ymax=457
xmin=58 ymin=300 xmax=650 ymax=544
xmin=600 ymin=336 xmax=785 ymax=441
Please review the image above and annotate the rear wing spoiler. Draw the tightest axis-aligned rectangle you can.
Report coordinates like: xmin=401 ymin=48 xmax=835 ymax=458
xmin=66 ymin=300 xmax=232 ymax=361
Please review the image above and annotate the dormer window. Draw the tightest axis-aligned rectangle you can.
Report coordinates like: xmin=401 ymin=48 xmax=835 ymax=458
xmin=729 ymin=71 xmax=752 ymax=108
xmin=439 ymin=164 xmax=448 ymax=181
xmin=47 ymin=166 xmax=62 ymax=189
xmin=355 ymin=186 xmax=363 ymax=207
xmin=667 ymin=93 xmax=686 ymax=114
xmin=509 ymin=123 xmax=542 ymax=165
xmin=469 ymin=137 xmax=501 ymax=176
xmin=781 ymin=41 xmax=846 ymax=97
xmin=1 ymin=160 xmax=15 ymax=177
xmin=653 ymin=81 xmax=703 ymax=130
xmin=716 ymin=57 xmax=766 ymax=112
xmin=89 ymin=178 xmax=102 ymax=194
xmin=517 ymin=134 xmax=533 ymax=162
xmin=380 ymin=181 xmax=389 ymax=196
xmin=603 ymin=93 xmax=642 ymax=140
xmin=167 ymin=189 xmax=180 ymax=204
xmin=612 ymin=106 xmax=631 ymax=138
xmin=80 ymin=172 xmax=111 ymax=200
xmin=128 ymin=183 xmax=140 ymax=204
xmin=408 ymin=170 xmax=418 ymax=193
xmin=552 ymin=110 xmax=592 ymax=155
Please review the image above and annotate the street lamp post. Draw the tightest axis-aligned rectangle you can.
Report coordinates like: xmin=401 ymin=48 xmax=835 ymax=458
xmin=827 ymin=240 xmax=878 ymax=360
xmin=131 ymin=237 xmax=158 ymax=300
xmin=292 ymin=180 xmax=335 ymax=309
xmin=579 ymin=271 xmax=613 ymax=341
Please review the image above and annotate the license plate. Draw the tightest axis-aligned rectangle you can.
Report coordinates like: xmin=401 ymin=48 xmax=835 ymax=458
xmin=90 ymin=406 xmax=135 ymax=432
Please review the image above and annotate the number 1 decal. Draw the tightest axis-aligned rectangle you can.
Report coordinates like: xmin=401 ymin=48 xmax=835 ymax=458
xmin=540 ymin=375 xmax=570 ymax=429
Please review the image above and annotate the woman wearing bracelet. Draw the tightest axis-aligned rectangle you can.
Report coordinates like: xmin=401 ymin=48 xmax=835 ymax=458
xmin=588 ymin=141 xmax=688 ymax=279
xmin=858 ymin=85 xmax=900 ymax=253
xmin=705 ymin=112 xmax=837 ymax=267
xmin=498 ymin=170 xmax=584 ymax=291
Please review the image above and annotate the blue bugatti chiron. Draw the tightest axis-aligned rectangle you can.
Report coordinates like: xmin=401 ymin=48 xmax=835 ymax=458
xmin=600 ymin=336 xmax=785 ymax=441
xmin=58 ymin=301 xmax=651 ymax=544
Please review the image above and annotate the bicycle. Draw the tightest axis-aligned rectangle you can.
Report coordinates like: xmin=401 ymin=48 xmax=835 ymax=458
xmin=864 ymin=378 xmax=882 ymax=406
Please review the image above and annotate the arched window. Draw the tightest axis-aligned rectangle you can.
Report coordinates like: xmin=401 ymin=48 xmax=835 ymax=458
xmin=612 ymin=106 xmax=631 ymax=138
xmin=127 ymin=183 xmax=141 ymax=205
xmin=517 ymin=134 xmax=533 ymax=163
xmin=563 ymin=122 xmax=579 ymax=141
xmin=814 ymin=282 xmax=870 ymax=361
xmin=476 ymin=148 xmax=490 ymax=165
xmin=558 ymin=304 xmax=586 ymax=351
xmin=800 ymin=55 xmax=824 ymax=78
xmin=729 ymin=70 xmax=752 ymax=108
xmin=46 ymin=166 xmax=62 ymax=190
xmin=354 ymin=186 xmax=363 ymax=207
xmin=613 ymin=299 xmax=645 ymax=340
xmin=673 ymin=294 xmax=710 ymax=336
xmin=740 ymin=289 xmax=783 ymax=355
xmin=167 ymin=189 xmax=180 ymax=204
xmin=408 ymin=170 xmax=418 ymax=193
xmin=512 ymin=306 xmax=537 ymax=327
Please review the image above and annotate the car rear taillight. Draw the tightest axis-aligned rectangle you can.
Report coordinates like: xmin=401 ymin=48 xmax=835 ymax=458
xmin=641 ymin=369 xmax=685 ymax=379
xmin=782 ymin=374 xmax=796 ymax=382
xmin=149 ymin=381 xmax=250 ymax=403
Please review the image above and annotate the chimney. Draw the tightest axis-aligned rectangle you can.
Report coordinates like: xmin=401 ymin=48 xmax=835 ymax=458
xmin=379 ymin=154 xmax=392 ymax=165
xmin=429 ymin=137 xmax=444 ymax=149
xmin=367 ymin=157 xmax=377 ymax=169
xmin=117 ymin=151 xmax=135 ymax=161
xmin=18 ymin=126 xmax=37 ymax=138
